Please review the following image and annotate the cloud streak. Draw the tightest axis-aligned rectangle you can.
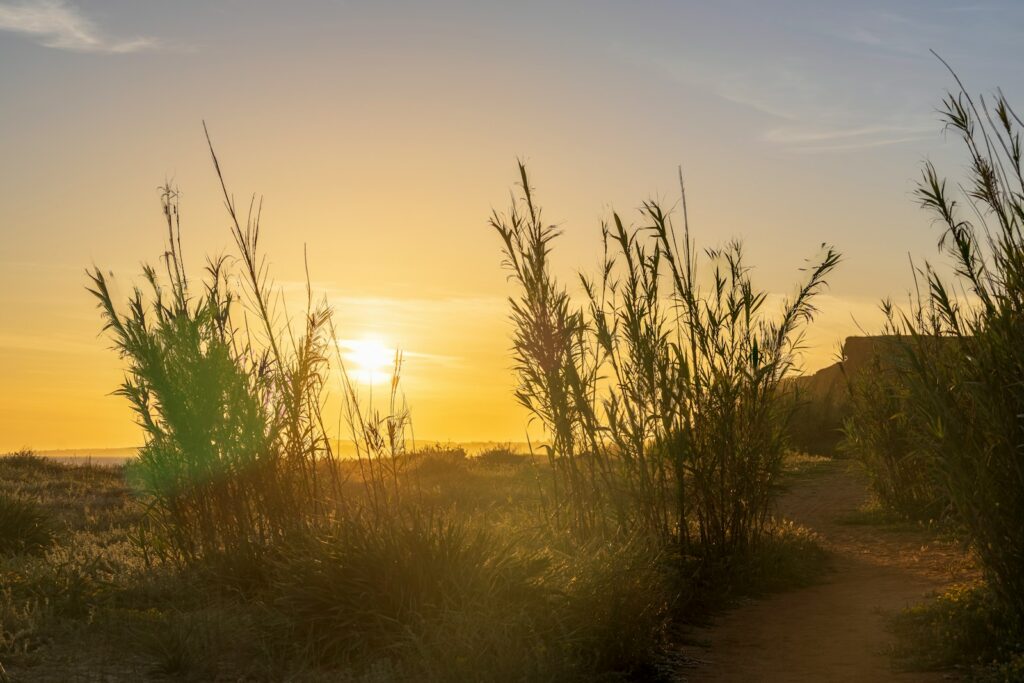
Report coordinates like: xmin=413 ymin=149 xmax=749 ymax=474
xmin=763 ymin=122 xmax=935 ymax=153
xmin=0 ymin=0 xmax=157 ymax=53
xmin=616 ymin=41 xmax=940 ymax=153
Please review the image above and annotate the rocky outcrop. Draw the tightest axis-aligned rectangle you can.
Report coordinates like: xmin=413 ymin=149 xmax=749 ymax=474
xmin=787 ymin=336 xmax=910 ymax=455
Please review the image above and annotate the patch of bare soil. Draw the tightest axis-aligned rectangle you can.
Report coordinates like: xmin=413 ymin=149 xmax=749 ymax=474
xmin=679 ymin=460 xmax=977 ymax=682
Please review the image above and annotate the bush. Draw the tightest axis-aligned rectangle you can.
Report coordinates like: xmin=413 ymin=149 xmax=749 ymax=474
xmin=407 ymin=445 xmax=468 ymax=477
xmin=0 ymin=496 xmax=55 ymax=556
xmin=0 ymin=450 xmax=53 ymax=470
xmin=475 ymin=445 xmax=529 ymax=468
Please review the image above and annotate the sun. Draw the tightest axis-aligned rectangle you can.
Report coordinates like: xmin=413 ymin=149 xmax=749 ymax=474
xmin=338 ymin=337 xmax=398 ymax=384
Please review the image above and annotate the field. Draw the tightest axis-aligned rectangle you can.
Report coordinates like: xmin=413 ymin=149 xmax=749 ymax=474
xmin=3 ymin=73 xmax=1024 ymax=683
xmin=0 ymin=448 xmax=832 ymax=682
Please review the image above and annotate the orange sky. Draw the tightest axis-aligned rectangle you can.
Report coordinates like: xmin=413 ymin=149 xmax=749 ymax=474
xmin=1 ymin=1 xmax=1019 ymax=451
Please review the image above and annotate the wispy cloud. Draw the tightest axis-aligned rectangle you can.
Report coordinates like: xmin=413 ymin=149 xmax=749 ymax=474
xmin=764 ymin=122 xmax=935 ymax=153
xmin=0 ymin=0 xmax=158 ymax=53
xmin=615 ymin=41 xmax=938 ymax=153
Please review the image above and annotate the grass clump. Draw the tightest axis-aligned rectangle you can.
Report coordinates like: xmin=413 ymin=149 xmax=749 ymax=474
xmin=267 ymin=517 xmax=547 ymax=664
xmin=266 ymin=517 xmax=554 ymax=675
xmin=890 ymin=584 xmax=1023 ymax=677
xmin=88 ymin=175 xmax=340 ymax=568
xmin=0 ymin=495 xmax=55 ymax=557
xmin=474 ymin=444 xmax=529 ymax=468
xmin=0 ymin=589 xmax=51 ymax=666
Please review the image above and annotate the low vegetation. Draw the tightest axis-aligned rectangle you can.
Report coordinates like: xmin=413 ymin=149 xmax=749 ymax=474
xmin=890 ymin=585 xmax=1024 ymax=681
xmin=0 ymin=448 xmax=831 ymax=681
xmin=0 ymin=496 xmax=54 ymax=557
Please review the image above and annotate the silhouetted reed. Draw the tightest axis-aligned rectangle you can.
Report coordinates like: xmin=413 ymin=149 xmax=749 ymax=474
xmin=840 ymin=351 xmax=943 ymax=518
xmin=79 ymin=133 xmax=834 ymax=678
xmin=874 ymin=66 xmax=1024 ymax=626
xmin=492 ymin=163 xmax=840 ymax=558
xmin=87 ymin=131 xmax=356 ymax=566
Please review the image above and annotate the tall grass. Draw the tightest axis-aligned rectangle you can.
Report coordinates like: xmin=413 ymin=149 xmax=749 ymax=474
xmin=492 ymin=163 xmax=840 ymax=558
xmin=83 ymin=139 xmax=691 ymax=679
xmin=874 ymin=68 xmax=1024 ymax=627
xmin=88 ymin=178 xmax=338 ymax=567
xmin=840 ymin=353 xmax=943 ymax=519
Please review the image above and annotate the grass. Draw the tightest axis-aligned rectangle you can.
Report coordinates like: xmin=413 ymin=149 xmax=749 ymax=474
xmin=889 ymin=584 xmax=1024 ymax=680
xmin=6 ymin=134 xmax=839 ymax=680
xmin=0 ymin=496 xmax=55 ymax=557
xmin=0 ymin=450 xmax=829 ymax=681
xmin=828 ymin=70 xmax=1024 ymax=678
xmin=491 ymin=162 xmax=840 ymax=556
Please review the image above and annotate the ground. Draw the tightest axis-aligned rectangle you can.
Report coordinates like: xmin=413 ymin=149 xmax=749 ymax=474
xmin=679 ymin=459 xmax=976 ymax=682
xmin=1 ymin=454 xmax=976 ymax=681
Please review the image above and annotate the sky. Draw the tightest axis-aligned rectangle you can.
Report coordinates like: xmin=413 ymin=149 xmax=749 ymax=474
xmin=0 ymin=0 xmax=1021 ymax=451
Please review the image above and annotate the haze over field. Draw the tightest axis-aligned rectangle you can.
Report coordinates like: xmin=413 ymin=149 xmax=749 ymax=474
xmin=1 ymin=0 xmax=1022 ymax=451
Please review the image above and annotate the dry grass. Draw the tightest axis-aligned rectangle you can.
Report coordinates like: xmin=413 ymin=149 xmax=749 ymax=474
xmin=0 ymin=449 xmax=831 ymax=681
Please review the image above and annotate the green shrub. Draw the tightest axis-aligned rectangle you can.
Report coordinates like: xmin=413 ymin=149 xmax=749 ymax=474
xmin=0 ymin=496 xmax=55 ymax=556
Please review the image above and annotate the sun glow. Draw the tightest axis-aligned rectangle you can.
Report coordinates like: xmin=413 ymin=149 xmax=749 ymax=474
xmin=338 ymin=337 xmax=399 ymax=384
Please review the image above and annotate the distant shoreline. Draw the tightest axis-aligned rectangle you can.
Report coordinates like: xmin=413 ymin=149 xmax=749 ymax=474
xmin=29 ymin=441 xmax=534 ymax=466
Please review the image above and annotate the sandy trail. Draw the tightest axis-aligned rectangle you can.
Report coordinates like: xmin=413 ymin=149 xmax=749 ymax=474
xmin=679 ymin=460 xmax=976 ymax=682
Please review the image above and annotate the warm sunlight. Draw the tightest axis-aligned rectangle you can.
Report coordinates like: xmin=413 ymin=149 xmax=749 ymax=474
xmin=338 ymin=337 xmax=398 ymax=385
xmin=3 ymin=3 xmax=1022 ymax=680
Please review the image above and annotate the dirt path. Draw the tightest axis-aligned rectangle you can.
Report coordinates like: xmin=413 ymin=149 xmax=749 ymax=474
xmin=679 ymin=460 xmax=976 ymax=682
